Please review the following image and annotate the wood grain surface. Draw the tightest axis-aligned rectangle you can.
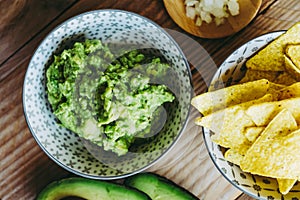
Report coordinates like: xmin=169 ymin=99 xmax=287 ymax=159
xmin=1 ymin=0 xmax=300 ymax=199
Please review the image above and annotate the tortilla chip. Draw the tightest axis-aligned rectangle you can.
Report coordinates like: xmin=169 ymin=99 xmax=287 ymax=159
xmin=243 ymin=128 xmax=300 ymax=179
xmin=246 ymin=97 xmax=300 ymax=126
xmin=277 ymin=178 xmax=297 ymax=195
xmin=284 ymin=55 xmax=300 ymax=82
xmin=192 ymin=79 xmax=277 ymax=115
xmin=273 ymin=71 xmax=297 ymax=86
xmin=278 ymin=82 xmax=300 ymax=100
xmin=225 ymin=136 xmax=297 ymax=195
xmin=244 ymin=126 xmax=265 ymax=142
xmin=245 ymin=103 xmax=279 ymax=126
xmin=225 ymin=149 xmax=244 ymax=165
xmin=196 ymin=105 xmax=254 ymax=153
xmin=196 ymin=93 xmax=276 ymax=151
xmin=284 ymin=44 xmax=300 ymax=81
xmin=286 ymin=44 xmax=300 ymax=67
xmin=240 ymin=109 xmax=299 ymax=179
xmin=246 ymin=22 xmax=300 ymax=71
xmin=197 ymin=93 xmax=278 ymax=154
xmin=239 ymin=69 xmax=281 ymax=83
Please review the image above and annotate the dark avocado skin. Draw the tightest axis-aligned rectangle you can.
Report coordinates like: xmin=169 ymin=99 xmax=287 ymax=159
xmin=124 ymin=173 xmax=199 ymax=200
xmin=37 ymin=177 xmax=150 ymax=200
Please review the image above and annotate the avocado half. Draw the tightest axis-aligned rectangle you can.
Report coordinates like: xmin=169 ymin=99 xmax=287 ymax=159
xmin=125 ymin=173 xmax=199 ymax=200
xmin=37 ymin=177 xmax=150 ymax=200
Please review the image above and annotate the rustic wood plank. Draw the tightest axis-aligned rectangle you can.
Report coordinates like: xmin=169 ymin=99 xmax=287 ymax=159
xmin=0 ymin=0 xmax=77 ymax=65
xmin=0 ymin=58 xmax=70 ymax=199
xmin=0 ymin=1 xmax=77 ymax=199
xmin=236 ymin=193 xmax=256 ymax=200
xmin=0 ymin=0 xmax=232 ymax=82
xmin=259 ymin=0 xmax=278 ymax=14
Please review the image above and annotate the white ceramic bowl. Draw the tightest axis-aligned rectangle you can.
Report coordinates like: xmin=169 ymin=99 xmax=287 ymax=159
xmin=204 ymin=31 xmax=300 ymax=200
xmin=23 ymin=9 xmax=192 ymax=180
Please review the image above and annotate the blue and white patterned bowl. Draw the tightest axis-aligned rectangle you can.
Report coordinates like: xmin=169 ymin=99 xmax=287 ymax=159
xmin=205 ymin=31 xmax=300 ymax=200
xmin=23 ymin=9 xmax=192 ymax=180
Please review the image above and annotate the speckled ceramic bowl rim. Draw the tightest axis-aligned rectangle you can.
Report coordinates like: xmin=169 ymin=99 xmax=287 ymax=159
xmin=22 ymin=9 xmax=193 ymax=180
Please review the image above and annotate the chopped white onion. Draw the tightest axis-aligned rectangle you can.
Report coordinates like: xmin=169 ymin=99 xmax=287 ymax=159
xmin=184 ymin=0 xmax=240 ymax=26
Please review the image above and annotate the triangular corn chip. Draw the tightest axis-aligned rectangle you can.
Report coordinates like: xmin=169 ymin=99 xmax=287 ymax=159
xmin=224 ymin=149 xmax=244 ymax=165
xmin=225 ymin=141 xmax=297 ymax=195
xmin=192 ymin=79 xmax=279 ymax=116
xmin=196 ymin=105 xmax=254 ymax=153
xmin=196 ymin=94 xmax=275 ymax=152
xmin=246 ymin=97 xmax=300 ymax=126
xmin=244 ymin=126 xmax=265 ymax=142
xmin=241 ymin=109 xmax=299 ymax=179
xmin=246 ymin=22 xmax=300 ymax=71
xmin=284 ymin=44 xmax=300 ymax=81
xmin=273 ymin=71 xmax=297 ymax=86
xmin=239 ymin=69 xmax=281 ymax=83
xmin=277 ymin=82 xmax=300 ymax=99
xmin=277 ymin=179 xmax=297 ymax=195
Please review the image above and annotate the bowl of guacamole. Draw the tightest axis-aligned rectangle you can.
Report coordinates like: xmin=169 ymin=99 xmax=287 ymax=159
xmin=23 ymin=9 xmax=192 ymax=179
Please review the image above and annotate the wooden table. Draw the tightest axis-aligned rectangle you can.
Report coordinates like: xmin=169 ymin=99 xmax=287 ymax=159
xmin=1 ymin=0 xmax=299 ymax=199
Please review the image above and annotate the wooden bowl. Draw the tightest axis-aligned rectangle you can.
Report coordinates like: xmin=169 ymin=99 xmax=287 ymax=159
xmin=163 ymin=0 xmax=262 ymax=38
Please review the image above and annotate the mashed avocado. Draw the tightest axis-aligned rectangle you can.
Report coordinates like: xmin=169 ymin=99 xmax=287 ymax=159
xmin=46 ymin=39 xmax=175 ymax=156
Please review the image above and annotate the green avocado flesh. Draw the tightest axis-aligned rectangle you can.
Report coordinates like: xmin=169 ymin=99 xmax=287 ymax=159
xmin=46 ymin=39 xmax=175 ymax=156
xmin=125 ymin=173 xmax=198 ymax=200
xmin=37 ymin=177 xmax=150 ymax=200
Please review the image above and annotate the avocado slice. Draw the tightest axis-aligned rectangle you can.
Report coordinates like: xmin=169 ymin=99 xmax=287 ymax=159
xmin=37 ymin=177 xmax=150 ymax=200
xmin=125 ymin=173 xmax=199 ymax=200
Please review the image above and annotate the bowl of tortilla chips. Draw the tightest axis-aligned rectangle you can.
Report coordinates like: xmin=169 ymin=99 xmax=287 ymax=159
xmin=192 ymin=22 xmax=300 ymax=199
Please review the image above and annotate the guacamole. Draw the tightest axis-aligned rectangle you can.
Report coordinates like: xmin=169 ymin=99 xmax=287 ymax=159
xmin=46 ymin=39 xmax=175 ymax=156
